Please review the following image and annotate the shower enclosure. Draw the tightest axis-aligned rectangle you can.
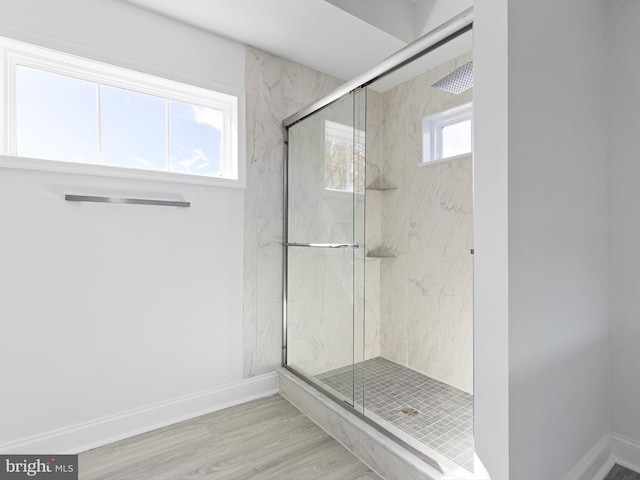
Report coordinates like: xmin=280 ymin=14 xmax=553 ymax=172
xmin=283 ymin=9 xmax=474 ymax=475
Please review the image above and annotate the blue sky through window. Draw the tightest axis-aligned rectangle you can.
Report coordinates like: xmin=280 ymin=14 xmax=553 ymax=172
xmin=170 ymin=100 xmax=222 ymax=176
xmin=15 ymin=65 xmax=225 ymax=177
xmin=100 ymin=85 xmax=166 ymax=171
xmin=16 ymin=66 xmax=98 ymax=163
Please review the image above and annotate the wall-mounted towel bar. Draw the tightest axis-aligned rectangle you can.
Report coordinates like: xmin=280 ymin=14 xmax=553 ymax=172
xmin=65 ymin=195 xmax=190 ymax=208
xmin=284 ymin=242 xmax=360 ymax=249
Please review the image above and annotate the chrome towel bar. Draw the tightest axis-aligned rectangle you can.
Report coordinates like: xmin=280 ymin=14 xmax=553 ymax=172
xmin=65 ymin=195 xmax=190 ymax=208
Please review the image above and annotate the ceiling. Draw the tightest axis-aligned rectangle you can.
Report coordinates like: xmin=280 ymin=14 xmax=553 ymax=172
xmin=121 ymin=0 xmax=401 ymax=81
xmin=120 ymin=0 xmax=472 ymax=83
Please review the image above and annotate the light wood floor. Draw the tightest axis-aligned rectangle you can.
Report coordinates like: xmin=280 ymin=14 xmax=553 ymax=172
xmin=79 ymin=394 xmax=381 ymax=480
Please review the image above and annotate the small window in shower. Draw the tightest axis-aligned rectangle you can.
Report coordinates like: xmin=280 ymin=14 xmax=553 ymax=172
xmin=422 ymin=103 xmax=473 ymax=163
xmin=324 ymin=120 xmax=365 ymax=193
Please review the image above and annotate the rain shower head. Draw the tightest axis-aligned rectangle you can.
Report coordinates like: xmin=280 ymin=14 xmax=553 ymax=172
xmin=431 ymin=61 xmax=473 ymax=94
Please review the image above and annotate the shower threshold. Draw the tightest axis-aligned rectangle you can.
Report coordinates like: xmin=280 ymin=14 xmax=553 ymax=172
xmin=316 ymin=357 xmax=474 ymax=473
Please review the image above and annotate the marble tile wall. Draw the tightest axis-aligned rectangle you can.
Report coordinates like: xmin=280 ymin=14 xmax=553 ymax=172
xmin=361 ymin=90 xmax=384 ymax=363
xmin=377 ymin=51 xmax=474 ymax=393
xmin=244 ymin=44 xmax=472 ymax=391
xmin=243 ymin=46 xmax=343 ymax=377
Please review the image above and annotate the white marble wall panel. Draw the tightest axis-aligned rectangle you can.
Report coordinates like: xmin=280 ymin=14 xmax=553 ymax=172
xmin=438 ymin=257 xmax=473 ymax=390
xmin=257 ymin=218 xmax=283 ymax=304
xmin=380 ymin=255 xmax=409 ymax=366
xmin=363 ymin=259 xmax=381 ymax=360
xmin=256 ymin=300 xmax=283 ymax=373
xmin=382 ymin=188 xmax=409 ymax=255
xmin=361 ymin=90 xmax=383 ymax=365
xmin=365 ymin=192 xmax=382 ymax=253
xmin=287 ymin=247 xmax=355 ymax=375
xmin=244 ymin=46 xmax=343 ymax=377
xmin=375 ymin=52 xmax=474 ymax=393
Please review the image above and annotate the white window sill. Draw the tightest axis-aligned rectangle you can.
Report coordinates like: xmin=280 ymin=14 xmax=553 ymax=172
xmin=420 ymin=152 xmax=472 ymax=167
xmin=0 ymin=155 xmax=246 ymax=189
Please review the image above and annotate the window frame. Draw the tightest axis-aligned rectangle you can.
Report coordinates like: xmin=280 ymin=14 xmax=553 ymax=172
xmin=0 ymin=36 xmax=244 ymax=188
xmin=422 ymin=103 xmax=473 ymax=165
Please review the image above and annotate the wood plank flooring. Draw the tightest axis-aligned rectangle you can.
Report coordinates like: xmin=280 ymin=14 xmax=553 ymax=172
xmin=79 ymin=394 xmax=381 ymax=480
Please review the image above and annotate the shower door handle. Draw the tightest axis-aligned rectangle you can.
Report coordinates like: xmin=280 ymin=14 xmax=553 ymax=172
xmin=284 ymin=242 xmax=360 ymax=249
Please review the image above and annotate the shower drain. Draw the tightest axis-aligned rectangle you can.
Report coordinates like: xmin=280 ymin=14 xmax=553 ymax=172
xmin=401 ymin=406 xmax=419 ymax=417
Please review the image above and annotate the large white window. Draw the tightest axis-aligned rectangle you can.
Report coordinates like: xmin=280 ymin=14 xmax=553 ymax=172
xmin=1 ymin=37 xmax=241 ymax=185
xmin=422 ymin=103 xmax=473 ymax=164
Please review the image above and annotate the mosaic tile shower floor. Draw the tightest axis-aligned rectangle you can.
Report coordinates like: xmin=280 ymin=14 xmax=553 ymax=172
xmin=316 ymin=356 xmax=473 ymax=472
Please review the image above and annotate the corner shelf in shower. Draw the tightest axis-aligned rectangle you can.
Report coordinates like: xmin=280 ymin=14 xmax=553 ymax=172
xmin=365 ymin=248 xmax=397 ymax=259
xmin=365 ymin=182 xmax=398 ymax=191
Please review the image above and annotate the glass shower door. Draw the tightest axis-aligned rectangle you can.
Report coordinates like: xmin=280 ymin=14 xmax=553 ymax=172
xmin=285 ymin=89 xmax=366 ymax=410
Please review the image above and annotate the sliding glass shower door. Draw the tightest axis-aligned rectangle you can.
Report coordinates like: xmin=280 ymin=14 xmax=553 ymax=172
xmin=284 ymin=89 xmax=366 ymax=410
xmin=282 ymin=10 xmax=476 ymax=473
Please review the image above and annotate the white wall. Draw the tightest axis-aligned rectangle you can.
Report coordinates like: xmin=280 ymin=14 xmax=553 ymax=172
xmin=0 ymin=0 xmax=245 ymax=89
xmin=507 ymin=0 xmax=610 ymax=478
xmin=475 ymin=0 xmax=616 ymax=478
xmin=472 ymin=0 xmax=509 ymax=476
xmin=0 ymin=0 xmax=249 ymax=451
xmin=0 ymin=167 xmax=244 ymax=445
xmin=608 ymin=0 xmax=640 ymax=446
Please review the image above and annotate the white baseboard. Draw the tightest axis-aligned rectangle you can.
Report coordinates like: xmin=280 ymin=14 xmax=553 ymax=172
xmin=563 ymin=432 xmax=612 ymax=480
xmin=0 ymin=372 xmax=279 ymax=455
xmin=564 ymin=431 xmax=640 ymax=480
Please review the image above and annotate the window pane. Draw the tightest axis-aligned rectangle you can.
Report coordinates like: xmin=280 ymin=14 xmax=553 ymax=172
xmin=16 ymin=66 xmax=98 ymax=163
xmin=324 ymin=121 xmax=365 ymax=193
xmin=441 ymin=119 xmax=472 ymax=159
xmin=169 ymin=101 xmax=222 ymax=176
xmin=100 ymin=85 xmax=166 ymax=170
xmin=325 ymin=134 xmax=351 ymax=191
